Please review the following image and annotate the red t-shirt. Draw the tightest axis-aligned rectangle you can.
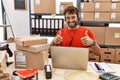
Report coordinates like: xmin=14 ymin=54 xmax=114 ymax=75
xmin=56 ymin=26 xmax=96 ymax=48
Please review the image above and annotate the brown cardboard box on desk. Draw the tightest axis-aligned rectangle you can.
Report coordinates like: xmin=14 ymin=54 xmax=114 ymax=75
xmin=14 ymin=36 xmax=49 ymax=70
xmin=14 ymin=49 xmax=48 ymax=70
xmin=14 ymin=36 xmax=47 ymax=47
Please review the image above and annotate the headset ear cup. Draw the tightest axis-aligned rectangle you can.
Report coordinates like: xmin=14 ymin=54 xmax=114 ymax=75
xmin=65 ymin=17 xmax=66 ymax=21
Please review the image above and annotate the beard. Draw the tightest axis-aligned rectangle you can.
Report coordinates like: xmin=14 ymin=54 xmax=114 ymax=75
xmin=67 ymin=21 xmax=78 ymax=29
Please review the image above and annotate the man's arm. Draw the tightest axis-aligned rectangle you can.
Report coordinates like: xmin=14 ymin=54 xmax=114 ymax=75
xmin=81 ymin=30 xmax=101 ymax=56
xmin=88 ymin=41 xmax=101 ymax=56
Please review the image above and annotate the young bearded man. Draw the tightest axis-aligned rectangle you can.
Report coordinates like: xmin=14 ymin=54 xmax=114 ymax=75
xmin=50 ymin=6 xmax=101 ymax=55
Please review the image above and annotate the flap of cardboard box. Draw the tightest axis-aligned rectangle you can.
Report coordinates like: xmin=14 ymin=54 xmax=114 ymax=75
xmin=16 ymin=44 xmax=50 ymax=53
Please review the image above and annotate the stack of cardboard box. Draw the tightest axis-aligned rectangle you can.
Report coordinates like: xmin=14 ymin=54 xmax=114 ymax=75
xmin=14 ymin=36 xmax=50 ymax=70
xmin=0 ymin=51 xmax=11 ymax=80
xmin=80 ymin=0 xmax=120 ymax=22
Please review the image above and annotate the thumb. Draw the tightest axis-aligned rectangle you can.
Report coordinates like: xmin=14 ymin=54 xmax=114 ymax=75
xmin=85 ymin=30 xmax=89 ymax=37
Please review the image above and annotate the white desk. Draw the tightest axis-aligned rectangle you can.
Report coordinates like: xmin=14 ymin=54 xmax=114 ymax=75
xmin=8 ymin=60 xmax=120 ymax=80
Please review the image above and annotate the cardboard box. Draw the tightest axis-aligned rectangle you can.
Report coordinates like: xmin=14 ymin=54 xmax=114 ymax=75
xmin=89 ymin=53 xmax=100 ymax=62
xmin=0 ymin=51 xmax=7 ymax=73
xmin=111 ymin=3 xmax=120 ymax=12
xmin=34 ymin=0 xmax=56 ymax=14
xmin=105 ymin=27 xmax=120 ymax=46
xmin=111 ymin=0 xmax=120 ymax=2
xmin=85 ymin=27 xmax=106 ymax=45
xmin=110 ymin=12 xmax=120 ymax=22
xmin=95 ymin=2 xmax=111 ymax=12
xmin=80 ymin=2 xmax=94 ymax=12
xmin=0 ymin=73 xmax=11 ymax=80
xmin=59 ymin=2 xmax=73 ymax=14
xmin=14 ymin=50 xmax=48 ymax=70
xmin=94 ymin=12 xmax=110 ymax=21
xmin=16 ymin=44 xmax=50 ymax=53
xmin=88 ymin=48 xmax=100 ymax=62
xmin=14 ymin=36 xmax=47 ymax=47
xmin=80 ymin=12 xmax=94 ymax=21
xmin=101 ymin=48 xmax=116 ymax=58
xmin=115 ymin=49 xmax=120 ymax=64
xmin=94 ymin=0 xmax=111 ymax=2
xmin=100 ymin=58 xmax=115 ymax=63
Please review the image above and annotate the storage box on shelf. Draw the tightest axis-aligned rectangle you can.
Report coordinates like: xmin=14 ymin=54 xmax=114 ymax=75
xmin=80 ymin=12 xmax=94 ymax=21
xmin=80 ymin=2 xmax=94 ymax=12
xmin=115 ymin=49 xmax=120 ymax=64
xmin=94 ymin=0 xmax=111 ymax=2
xmin=89 ymin=49 xmax=100 ymax=62
xmin=59 ymin=2 xmax=73 ymax=14
xmin=100 ymin=48 xmax=116 ymax=63
xmin=85 ymin=27 xmax=106 ymax=45
xmin=105 ymin=27 xmax=120 ymax=46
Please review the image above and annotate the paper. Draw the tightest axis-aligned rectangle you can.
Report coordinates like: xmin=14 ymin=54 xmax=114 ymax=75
xmin=65 ymin=71 xmax=98 ymax=80
xmin=89 ymin=62 xmax=115 ymax=73
xmin=54 ymin=69 xmax=66 ymax=75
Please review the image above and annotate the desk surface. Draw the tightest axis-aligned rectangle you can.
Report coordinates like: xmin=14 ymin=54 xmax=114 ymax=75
xmin=8 ymin=59 xmax=120 ymax=80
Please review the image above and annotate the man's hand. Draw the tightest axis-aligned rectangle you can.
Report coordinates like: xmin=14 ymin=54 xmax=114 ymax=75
xmin=53 ymin=31 xmax=63 ymax=45
xmin=81 ymin=30 xmax=94 ymax=46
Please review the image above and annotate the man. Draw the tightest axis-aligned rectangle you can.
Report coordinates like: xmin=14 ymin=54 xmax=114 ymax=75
xmin=50 ymin=6 xmax=101 ymax=55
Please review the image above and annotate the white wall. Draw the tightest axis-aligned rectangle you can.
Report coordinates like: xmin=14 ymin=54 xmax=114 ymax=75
xmin=2 ymin=0 xmax=30 ymax=39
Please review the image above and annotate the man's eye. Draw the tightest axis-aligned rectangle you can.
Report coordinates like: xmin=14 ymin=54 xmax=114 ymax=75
xmin=71 ymin=16 xmax=75 ymax=19
xmin=66 ymin=17 xmax=70 ymax=19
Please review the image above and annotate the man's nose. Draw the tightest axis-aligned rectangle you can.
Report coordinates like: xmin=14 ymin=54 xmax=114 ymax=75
xmin=69 ymin=18 xmax=73 ymax=22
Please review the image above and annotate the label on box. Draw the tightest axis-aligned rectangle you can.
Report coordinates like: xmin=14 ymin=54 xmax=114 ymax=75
xmin=111 ymin=3 xmax=117 ymax=9
xmin=60 ymin=5 xmax=64 ymax=11
xmin=95 ymin=3 xmax=100 ymax=9
xmin=80 ymin=12 xmax=84 ymax=18
xmin=95 ymin=13 xmax=100 ymax=19
xmin=35 ymin=0 xmax=40 ymax=5
xmin=16 ymin=52 xmax=26 ymax=66
xmin=111 ymin=13 xmax=116 ymax=19
xmin=114 ymin=33 xmax=120 ymax=38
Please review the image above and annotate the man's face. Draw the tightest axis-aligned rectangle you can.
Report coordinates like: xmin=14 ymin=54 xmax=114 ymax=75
xmin=65 ymin=13 xmax=78 ymax=29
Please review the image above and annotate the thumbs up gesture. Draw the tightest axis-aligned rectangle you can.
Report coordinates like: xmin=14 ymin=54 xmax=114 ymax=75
xmin=81 ymin=30 xmax=94 ymax=46
xmin=53 ymin=30 xmax=63 ymax=44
